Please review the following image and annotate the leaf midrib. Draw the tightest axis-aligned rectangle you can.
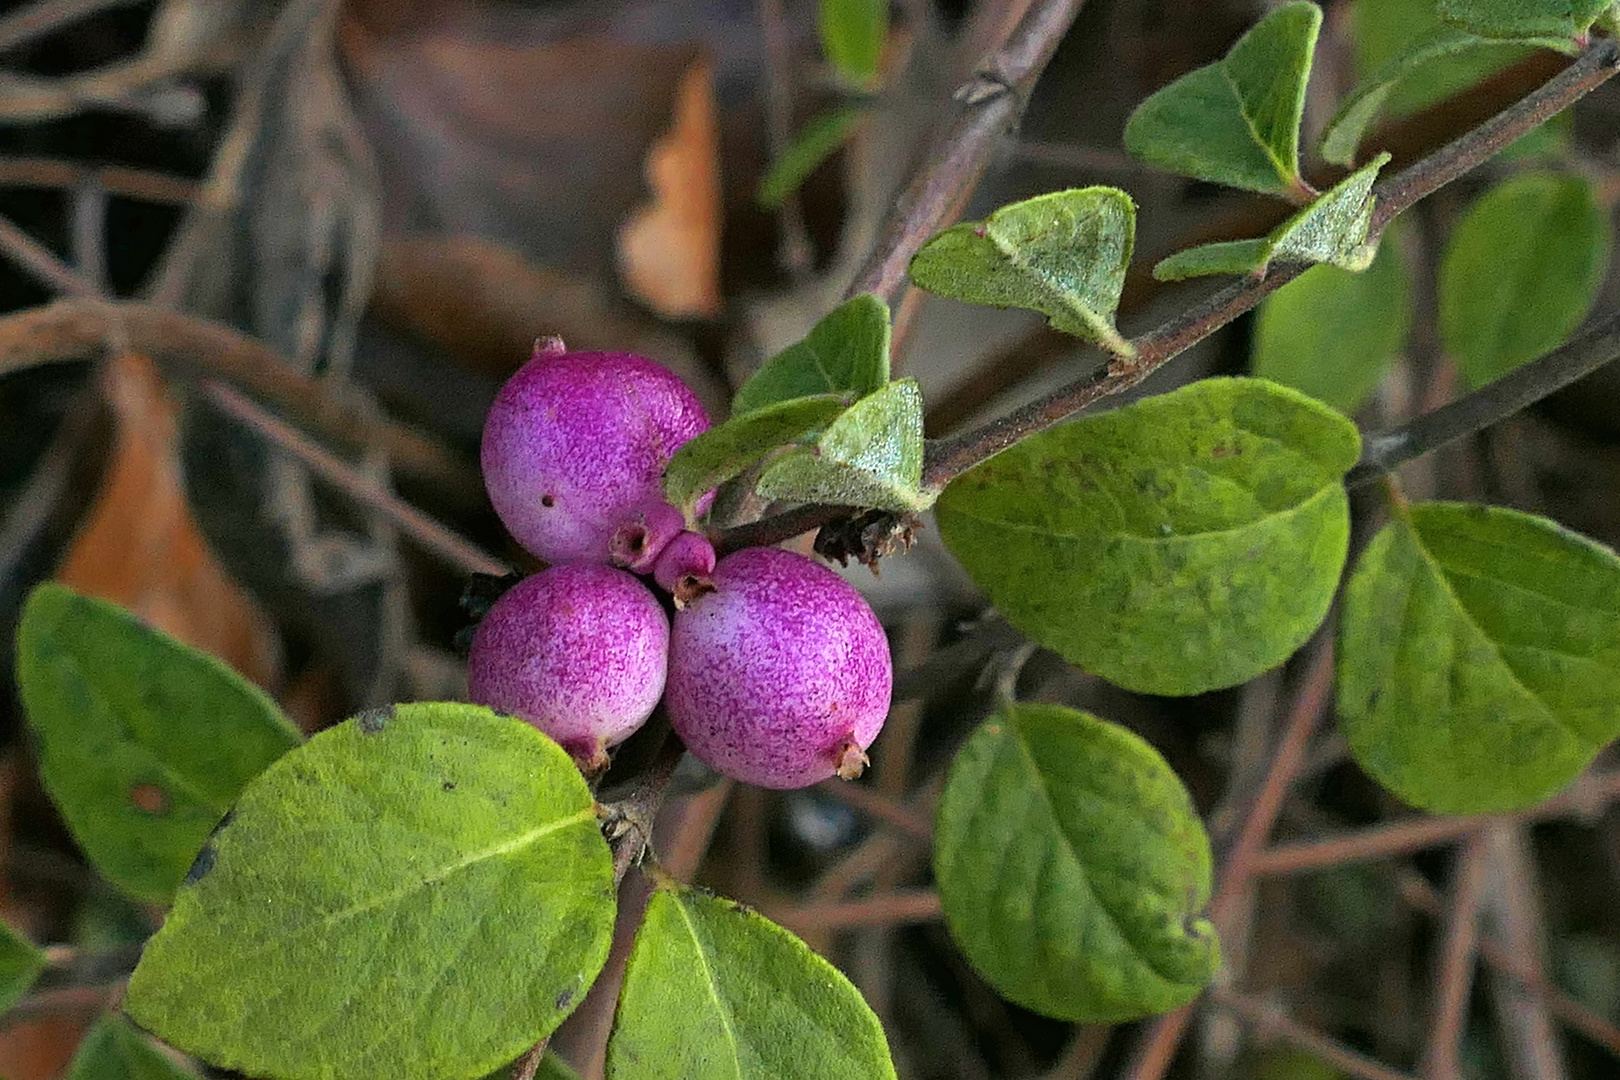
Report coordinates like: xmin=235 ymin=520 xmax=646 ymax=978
xmin=47 ymin=644 xmax=231 ymax=814
xmin=986 ymin=213 xmax=1116 ymax=340
xmin=1004 ymin=720 xmax=1203 ymax=989
xmin=1404 ymin=520 xmax=1582 ymax=748
xmin=185 ymin=807 xmax=600 ymax=969
xmin=942 ymin=475 xmax=1337 ymax=545
xmin=1218 ymin=59 xmax=1294 ymax=188
xmin=669 ymin=893 xmax=745 ymax=1080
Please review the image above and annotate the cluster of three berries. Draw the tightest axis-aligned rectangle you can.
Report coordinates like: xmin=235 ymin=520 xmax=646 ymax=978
xmin=470 ymin=343 xmax=892 ymax=790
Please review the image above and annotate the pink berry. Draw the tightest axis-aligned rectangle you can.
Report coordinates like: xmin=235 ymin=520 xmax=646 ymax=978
xmin=482 ymin=345 xmax=710 ymax=565
xmin=468 ymin=564 xmax=668 ymax=770
xmin=666 ymin=547 xmax=892 ymax=789
xmin=653 ymin=531 xmax=717 ymax=602
xmin=610 ymin=503 xmax=687 ymax=573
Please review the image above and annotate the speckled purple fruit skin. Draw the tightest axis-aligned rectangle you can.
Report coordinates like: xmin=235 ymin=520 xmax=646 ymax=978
xmin=666 ymin=547 xmax=892 ymax=789
xmin=468 ymin=564 xmax=669 ymax=758
xmin=482 ymin=349 xmax=710 ymax=565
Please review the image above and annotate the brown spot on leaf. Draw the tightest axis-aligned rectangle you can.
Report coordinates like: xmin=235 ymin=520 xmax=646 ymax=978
xmin=130 ymin=784 xmax=168 ymax=815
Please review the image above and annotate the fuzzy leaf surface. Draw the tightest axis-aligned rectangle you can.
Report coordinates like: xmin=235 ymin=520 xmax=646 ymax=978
xmin=124 ymin=703 xmax=615 ymax=1080
xmin=14 ymin=584 xmax=300 ymax=904
xmin=908 ymin=188 xmax=1136 ymax=354
xmin=1438 ymin=0 xmax=1613 ymax=39
xmin=1154 ymin=155 xmax=1388 ymax=280
xmin=732 ymin=294 xmax=890 ymax=415
xmin=605 ymin=883 xmax=897 ymax=1079
xmin=1439 ymin=172 xmax=1611 ymax=388
xmin=934 ymin=703 xmax=1219 ymax=1021
xmin=1252 ymin=226 xmax=1414 ymax=413
xmin=755 ymin=379 xmax=929 ymax=512
xmin=937 ymin=378 xmax=1359 ymax=696
xmin=664 ymin=395 xmax=847 ymax=517
xmin=1339 ymin=503 xmax=1620 ymax=814
xmin=1124 ymin=2 xmax=1321 ymax=195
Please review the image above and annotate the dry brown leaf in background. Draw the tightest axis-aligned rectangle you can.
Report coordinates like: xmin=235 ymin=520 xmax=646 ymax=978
xmin=0 ymin=1014 xmax=95 ymax=1080
xmin=371 ymin=235 xmax=725 ymax=411
xmin=339 ymin=10 xmax=707 ymax=280
xmin=55 ymin=354 xmax=280 ymax=689
xmin=617 ymin=58 xmax=723 ymax=320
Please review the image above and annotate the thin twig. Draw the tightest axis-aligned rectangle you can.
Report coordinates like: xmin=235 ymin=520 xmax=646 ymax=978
xmin=510 ymin=1038 xmax=551 ymax=1080
xmin=771 ymin=888 xmax=942 ymax=932
xmin=0 ymin=0 xmax=141 ymax=54
xmin=0 ymin=210 xmax=97 ymax=296
xmin=1399 ymin=868 xmax=1620 ymax=1062
xmin=1421 ymin=836 xmax=1490 ymax=1080
xmin=0 ymin=156 xmax=197 ymax=203
xmin=1349 ymin=309 xmax=1620 ymax=486
xmin=1480 ymin=824 xmax=1569 ymax=1080
xmin=70 ymin=177 xmax=109 ymax=295
xmin=200 ymin=380 xmax=507 ymax=577
xmin=0 ymin=983 xmax=118 ymax=1026
xmin=814 ymin=777 xmax=933 ymax=839
xmin=1250 ymin=769 xmax=1620 ymax=877
xmin=845 ymin=0 xmax=1092 ymax=306
xmin=1125 ymin=639 xmax=1337 ymax=1080
xmin=602 ymin=734 xmax=688 ymax=885
xmin=0 ymin=300 xmax=471 ymax=492
xmin=1211 ymin=987 xmax=1418 ymax=1080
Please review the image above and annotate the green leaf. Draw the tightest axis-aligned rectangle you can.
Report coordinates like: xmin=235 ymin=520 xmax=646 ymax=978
xmin=1251 ymin=224 xmax=1414 ymax=413
xmin=65 ymin=1015 xmax=196 ymax=1080
xmin=934 ymin=703 xmax=1219 ymax=1021
xmin=123 ymin=703 xmax=616 ymax=1080
xmin=1154 ymin=154 xmax=1389 ymax=281
xmin=1321 ymin=28 xmax=1571 ymax=166
xmin=936 ymin=377 xmax=1359 ymax=696
xmin=818 ymin=0 xmax=887 ymax=86
xmin=663 ymin=395 xmax=847 ymax=517
xmin=755 ymin=379 xmax=930 ymax=513
xmin=756 ymin=109 xmax=863 ymax=209
xmin=733 ymin=294 xmax=890 ymax=415
xmin=1123 ymin=2 xmax=1321 ymax=197
xmin=1438 ymin=0 xmax=1613 ymax=39
xmin=1354 ymin=0 xmax=1542 ymax=114
xmin=15 ymin=584 xmax=301 ymax=904
xmin=606 ymin=882 xmax=897 ymax=1079
xmin=907 ymin=187 xmax=1137 ymax=355
xmin=1439 ymin=172 xmax=1611 ymax=388
xmin=1338 ymin=503 xmax=1620 ymax=814
xmin=0 ymin=921 xmax=44 ymax=1013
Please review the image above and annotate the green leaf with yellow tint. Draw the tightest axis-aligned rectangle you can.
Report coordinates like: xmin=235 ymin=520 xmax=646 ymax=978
xmin=934 ymin=702 xmax=1219 ymax=1021
xmin=937 ymin=378 xmax=1359 ymax=696
xmin=124 ymin=703 xmax=616 ymax=1080
xmin=606 ymin=882 xmax=897 ymax=1079
xmin=1339 ymin=503 xmax=1620 ymax=814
